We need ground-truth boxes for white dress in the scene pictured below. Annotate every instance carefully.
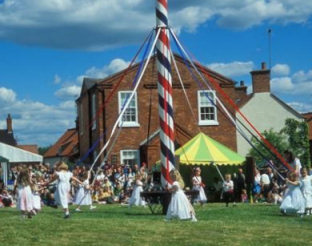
[280,183,305,214]
[74,180,92,206]
[166,181,196,220]
[192,176,207,203]
[129,180,145,206]
[55,171,73,209]
[32,186,41,210]
[17,185,33,212]
[300,175,312,209]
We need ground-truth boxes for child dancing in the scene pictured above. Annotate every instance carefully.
[166,169,197,222]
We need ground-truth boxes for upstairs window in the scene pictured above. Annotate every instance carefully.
[118,91,139,127]
[197,90,218,125]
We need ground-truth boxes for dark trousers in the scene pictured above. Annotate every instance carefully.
[223,191,234,206]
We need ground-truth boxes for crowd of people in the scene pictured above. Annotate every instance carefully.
[0,149,311,220]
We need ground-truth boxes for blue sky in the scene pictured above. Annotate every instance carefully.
[0,0,311,146]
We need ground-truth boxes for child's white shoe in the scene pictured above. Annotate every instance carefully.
[75,208,81,212]
[90,205,96,210]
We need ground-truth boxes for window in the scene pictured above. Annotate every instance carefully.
[120,150,139,167]
[118,91,139,127]
[197,90,218,125]
[91,93,96,130]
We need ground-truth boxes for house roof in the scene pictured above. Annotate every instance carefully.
[17,145,39,154]
[303,112,312,122]
[44,128,79,158]
[0,130,17,146]
[0,142,42,163]
[77,53,236,101]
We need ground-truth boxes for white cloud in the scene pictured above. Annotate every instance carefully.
[207,61,254,77]
[287,102,312,113]
[271,64,290,76]
[271,69,312,95]
[78,58,129,83]
[55,85,81,99]
[292,69,312,83]
[0,0,311,49]
[0,87,76,146]
[0,87,16,105]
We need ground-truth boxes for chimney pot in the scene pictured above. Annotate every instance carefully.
[261,62,267,70]
[240,80,245,86]
[6,114,13,133]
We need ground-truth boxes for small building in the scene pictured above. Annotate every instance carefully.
[44,128,79,166]
[236,62,304,156]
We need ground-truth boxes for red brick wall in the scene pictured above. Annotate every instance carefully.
[78,57,239,166]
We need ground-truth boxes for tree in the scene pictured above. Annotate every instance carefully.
[280,118,311,167]
[38,146,51,156]
[248,129,289,167]
[248,118,311,168]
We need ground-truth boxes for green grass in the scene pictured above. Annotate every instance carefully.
[0,203,311,246]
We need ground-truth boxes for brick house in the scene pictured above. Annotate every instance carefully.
[236,62,304,156]
[76,55,247,168]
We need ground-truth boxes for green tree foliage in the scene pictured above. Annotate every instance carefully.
[280,118,311,167]
[38,145,51,155]
[248,118,311,168]
[248,129,288,167]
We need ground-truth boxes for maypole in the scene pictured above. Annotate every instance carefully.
[155,0,175,187]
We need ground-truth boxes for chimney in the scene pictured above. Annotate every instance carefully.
[251,62,271,93]
[7,114,13,133]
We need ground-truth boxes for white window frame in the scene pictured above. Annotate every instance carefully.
[197,90,219,126]
[120,150,140,167]
[118,91,140,127]
[91,93,96,130]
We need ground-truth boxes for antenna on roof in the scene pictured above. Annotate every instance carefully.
[268,28,272,69]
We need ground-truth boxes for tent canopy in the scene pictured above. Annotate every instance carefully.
[0,142,43,163]
[175,132,245,166]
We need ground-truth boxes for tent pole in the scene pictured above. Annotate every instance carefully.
[213,163,225,183]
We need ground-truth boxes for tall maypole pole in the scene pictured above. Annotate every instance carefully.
[155,0,175,187]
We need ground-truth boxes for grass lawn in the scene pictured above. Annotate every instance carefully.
[0,203,311,246]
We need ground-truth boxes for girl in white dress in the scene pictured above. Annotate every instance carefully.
[300,167,312,215]
[166,169,197,222]
[284,150,302,176]
[129,174,146,207]
[74,170,96,211]
[280,171,305,215]
[192,167,207,205]
[46,162,82,218]
[13,168,33,218]
[31,176,43,213]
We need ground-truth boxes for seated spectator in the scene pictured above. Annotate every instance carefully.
[260,169,271,200]
[98,187,114,204]
[241,189,248,203]
[113,182,125,203]
[0,188,13,207]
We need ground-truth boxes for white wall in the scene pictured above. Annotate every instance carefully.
[236,93,302,156]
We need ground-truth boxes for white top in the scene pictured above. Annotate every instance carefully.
[254,173,261,184]
[192,176,202,186]
[290,157,302,174]
[260,174,270,185]
[223,180,234,192]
